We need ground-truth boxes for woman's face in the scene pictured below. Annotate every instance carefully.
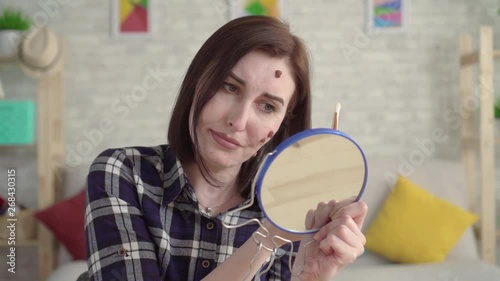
[191,50,296,171]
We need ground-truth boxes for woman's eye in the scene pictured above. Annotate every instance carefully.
[260,103,276,113]
[223,83,238,93]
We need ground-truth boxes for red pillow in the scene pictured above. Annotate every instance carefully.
[34,189,86,260]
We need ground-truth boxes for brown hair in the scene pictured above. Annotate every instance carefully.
[168,15,312,195]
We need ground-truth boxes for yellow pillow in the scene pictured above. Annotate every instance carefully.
[364,175,478,264]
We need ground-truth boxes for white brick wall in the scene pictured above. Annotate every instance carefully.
[1,0,500,278]
[0,0,499,212]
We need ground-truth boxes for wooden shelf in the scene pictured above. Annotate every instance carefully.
[0,238,38,247]
[0,144,36,149]
[0,53,65,280]
[460,26,497,265]
[461,134,500,145]
[0,54,18,64]
[462,49,500,66]
[460,51,478,66]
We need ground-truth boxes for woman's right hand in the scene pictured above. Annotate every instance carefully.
[293,197,367,281]
[259,197,354,246]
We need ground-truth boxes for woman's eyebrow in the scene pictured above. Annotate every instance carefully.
[262,93,284,106]
[229,72,245,85]
[228,71,284,106]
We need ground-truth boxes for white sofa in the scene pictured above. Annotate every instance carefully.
[334,156,500,281]
[48,156,500,281]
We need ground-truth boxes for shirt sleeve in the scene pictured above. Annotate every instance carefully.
[263,241,300,281]
[84,148,161,281]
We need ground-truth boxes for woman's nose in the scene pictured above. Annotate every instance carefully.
[227,103,251,131]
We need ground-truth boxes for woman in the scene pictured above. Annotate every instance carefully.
[84,15,367,281]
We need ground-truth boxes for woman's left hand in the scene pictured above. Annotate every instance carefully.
[294,197,368,281]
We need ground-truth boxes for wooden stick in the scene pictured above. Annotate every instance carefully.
[478,26,496,265]
[332,103,341,130]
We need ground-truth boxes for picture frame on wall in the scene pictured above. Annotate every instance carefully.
[366,0,406,34]
[111,0,153,39]
[229,0,286,21]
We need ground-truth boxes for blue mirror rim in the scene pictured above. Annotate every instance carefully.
[255,128,368,234]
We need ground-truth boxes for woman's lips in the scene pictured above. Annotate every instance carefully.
[210,130,241,150]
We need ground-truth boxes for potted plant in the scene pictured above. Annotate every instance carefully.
[0,8,31,57]
[495,98,500,119]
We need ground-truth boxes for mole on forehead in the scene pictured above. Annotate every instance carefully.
[275,70,282,78]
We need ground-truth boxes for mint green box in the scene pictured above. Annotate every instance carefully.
[0,100,36,145]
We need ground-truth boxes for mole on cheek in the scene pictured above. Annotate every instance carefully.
[260,131,274,143]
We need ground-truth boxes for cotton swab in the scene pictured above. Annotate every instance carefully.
[332,102,341,130]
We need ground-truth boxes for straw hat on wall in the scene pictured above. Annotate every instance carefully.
[17,26,65,79]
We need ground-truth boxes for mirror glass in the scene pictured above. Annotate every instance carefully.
[255,128,367,234]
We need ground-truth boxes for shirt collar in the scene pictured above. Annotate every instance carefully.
[162,145,261,214]
[160,145,189,207]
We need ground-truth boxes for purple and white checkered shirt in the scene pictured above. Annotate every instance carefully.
[84,144,297,281]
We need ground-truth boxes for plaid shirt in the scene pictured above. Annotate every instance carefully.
[84,144,297,281]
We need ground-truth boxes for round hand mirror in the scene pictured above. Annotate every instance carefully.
[254,128,368,234]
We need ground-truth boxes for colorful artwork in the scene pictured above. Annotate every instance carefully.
[112,0,152,39]
[230,0,284,20]
[367,0,405,33]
